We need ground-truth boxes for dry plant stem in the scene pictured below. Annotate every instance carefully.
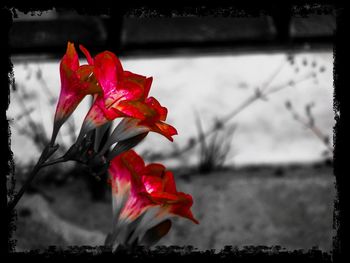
[260,58,287,93]
[38,74,56,103]
[8,160,42,212]
[198,73,313,143]
[15,89,49,150]
[7,144,62,212]
[306,123,333,153]
[291,110,333,153]
[150,73,313,161]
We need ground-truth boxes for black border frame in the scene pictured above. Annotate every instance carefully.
[1,1,346,262]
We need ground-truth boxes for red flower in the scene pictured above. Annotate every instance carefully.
[108,150,198,225]
[108,150,154,223]
[112,96,178,142]
[77,46,177,144]
[51,42,100,144]
[107,150,198,247]
[78,50,153,136]
[141,164,198,224]
[101,96,177,157]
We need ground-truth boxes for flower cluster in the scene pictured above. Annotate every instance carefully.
[52,42,177,148]
[107,150,198,249]
[50,42,198,250]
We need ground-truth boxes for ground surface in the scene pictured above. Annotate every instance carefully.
[12,163,335,252]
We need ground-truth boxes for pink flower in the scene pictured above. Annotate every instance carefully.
[78,50,152,136]
[102,95,177,158]
[108,150,198,224]
[51,42,100,144]
[107,150,198,247]
[76,46,177,145]
[110,96,178,143]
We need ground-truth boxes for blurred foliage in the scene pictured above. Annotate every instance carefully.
[284,99,333,163]
[10,53,331,188]
[9,54,334,252]
[142,53,331,171]
[10,65,108,201]
[195,113,236,174]
[13,164,334,251]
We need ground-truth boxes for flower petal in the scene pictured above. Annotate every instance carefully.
[55,42,81,123]
[76,65,100,94]
[79,44,94,65]
[81,102,111,132]
[52,42,102,144]
[145,97,168,121]
[162,170,177,193]
[106,118,150,146]
[167,193,199,224]
[123,71,153,100]
[143,163,166,177]
[114,100,157,120]
[93,51,123,99]
[147,121,178,142]
[79,97,127,138]
[109,150,145,223]
[108,150,198,249]
[143,170,198,224]
[154,192,199,224]
[61,41,79,72]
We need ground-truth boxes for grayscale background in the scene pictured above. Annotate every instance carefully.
[8,7,335,252]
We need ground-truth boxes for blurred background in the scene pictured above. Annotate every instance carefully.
[8,6,335,252]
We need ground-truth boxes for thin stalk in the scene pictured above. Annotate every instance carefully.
[8,144,59,211]
[7,161,42,212]
[147,73,313,161]
[288,106,333,154]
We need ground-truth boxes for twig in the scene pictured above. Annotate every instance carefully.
[146,73,314,161]
[285,101,333,154]
[7,144,60,211]
[260,58,287,93]
[13,86,50,150]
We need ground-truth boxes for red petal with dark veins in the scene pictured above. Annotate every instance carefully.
[123,71,147,85]
[108,150,198,225]
[53,42,102,143]
[115,100,157,121]
[120,150,145,175]
[162,171,177,193]
[62,42,79,72]
[169,201,200,224]
[145,97,168,121]
[154,191,199,224]
[83,102,111,129]
[123,71,153,100]
[54,42,81,123]
[140,160,198,224]
[118,151,155,221]
[143,163,166,177]
[151,122,178,142]
[144,77,153,100]
[93,51,122,98]
[76,65,100,94]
